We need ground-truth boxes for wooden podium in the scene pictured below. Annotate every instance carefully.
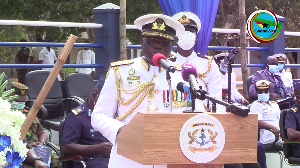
[118,112,258,168]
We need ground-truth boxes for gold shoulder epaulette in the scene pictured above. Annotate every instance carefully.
[71,107,83,115]
[111,60,135,67]
[205,55,213,60]
[286,69,290,72]
[270,100,276,103]
[291,107,297,112]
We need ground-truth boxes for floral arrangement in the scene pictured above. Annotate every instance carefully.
[0,72,28,168]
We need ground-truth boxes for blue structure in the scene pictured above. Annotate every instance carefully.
[260,16,286,65]
[93,4,120,80]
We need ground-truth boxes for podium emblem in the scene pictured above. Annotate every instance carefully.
[179,114,225,163]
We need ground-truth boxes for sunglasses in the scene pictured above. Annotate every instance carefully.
[144,38,173,47]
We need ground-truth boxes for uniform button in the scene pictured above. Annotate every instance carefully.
[92,135,94,137]
[153,74,157,78]
[155,89,159,94]
[155,106,159,111]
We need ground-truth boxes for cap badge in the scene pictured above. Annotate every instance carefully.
[278,56,284,61]
[259,82,269,88]
[152,19,166,31]
[21,89,26,95]
[179,15,190,24]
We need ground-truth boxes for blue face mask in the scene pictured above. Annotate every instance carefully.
[220,64,228,73]
[258,93,270,102]
[268,65,278,74]
[277,63,284,71]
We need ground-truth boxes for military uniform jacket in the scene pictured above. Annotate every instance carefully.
[15,47,30,64]
[91,57,202,168]
[221,71,243,103]
[62,101,109,166]
[250,100,281,144]
[249,69,285,100]
[170,51,224,112]
[276,69,293,96]
[285,104,300,157]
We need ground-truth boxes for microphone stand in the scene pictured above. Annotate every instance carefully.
[228,63,232,104]
[196,90,249,117]
[183,80,204,113]
[166,70,172,113]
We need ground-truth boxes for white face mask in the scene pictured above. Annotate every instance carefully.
[177,31,196,50]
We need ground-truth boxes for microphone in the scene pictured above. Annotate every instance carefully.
[181,62,200,92]
[178,63,250,117]
[220,47,239,71]
[176,82,191,102]
[152,53,175,73]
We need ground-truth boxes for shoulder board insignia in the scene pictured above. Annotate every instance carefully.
[111,60,135,67]
[286,69,290,72]
[291,107,297,112]
[205,55,213,60]
[270,101,276,103]
[71,107,83,115]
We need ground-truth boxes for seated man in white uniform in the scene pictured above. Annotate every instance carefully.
[274,53,293,97]
[91,14,204,168]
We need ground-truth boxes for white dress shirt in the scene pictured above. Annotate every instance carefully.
[76,49,95,74]
[221,71,243,103]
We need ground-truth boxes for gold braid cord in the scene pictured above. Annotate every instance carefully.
[197,56,212,86]
[114,67,154,120]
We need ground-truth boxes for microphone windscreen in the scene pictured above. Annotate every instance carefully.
[176,82,184,92]
[152,53,166,67]
[181,62,198,82]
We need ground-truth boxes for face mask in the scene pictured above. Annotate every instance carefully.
[177,31,196,50]
[277,63,284,71]
[258,93,269,102]
[268,64,278,74]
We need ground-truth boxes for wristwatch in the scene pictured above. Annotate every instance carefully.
[33,156,43,163]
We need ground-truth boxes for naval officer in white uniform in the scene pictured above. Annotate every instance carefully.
[274,53,293,97]
[171,11,224,112]
[91,14,204,168]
